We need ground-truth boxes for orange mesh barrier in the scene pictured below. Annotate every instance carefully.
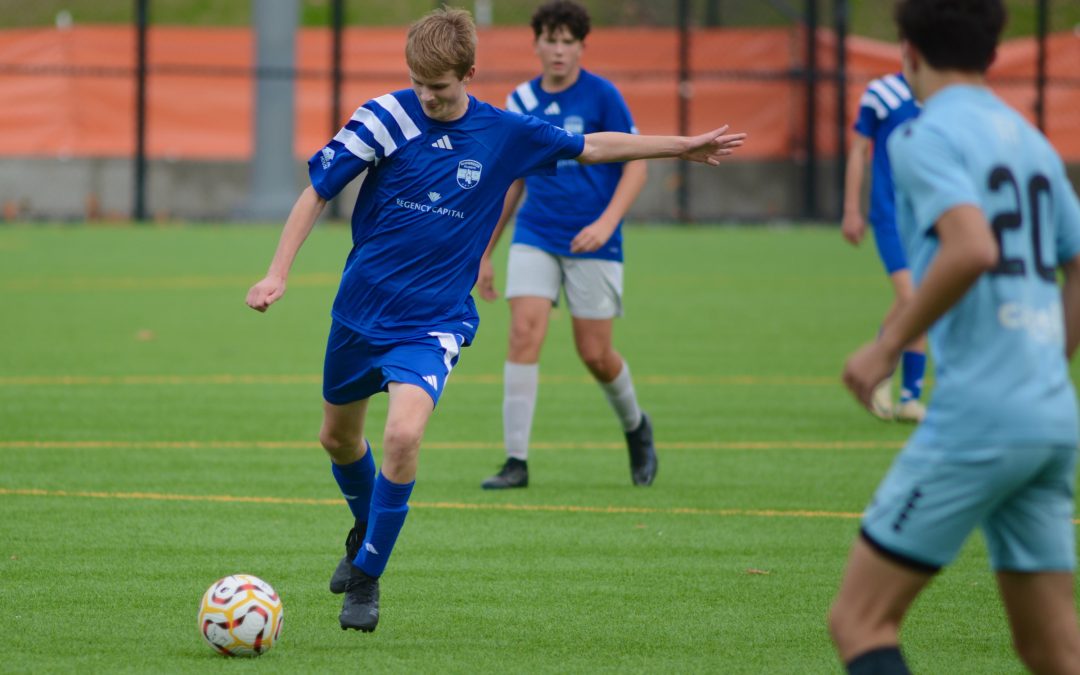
[0,25,1076,160]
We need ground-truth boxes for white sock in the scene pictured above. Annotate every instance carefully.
[503,362,539,461]
[600,360,643,432]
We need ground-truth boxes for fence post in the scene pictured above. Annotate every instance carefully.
[1035,0,1047,132]
[242,0,300,221]
[803,0,818,220]
[133,0,149,222]
[677,0,691,222]
[329,0,344,220]
[834,0,847,220]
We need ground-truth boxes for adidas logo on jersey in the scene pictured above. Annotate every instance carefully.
[431,134,453,150]
[544,101,561,115]
[423,375,439,391]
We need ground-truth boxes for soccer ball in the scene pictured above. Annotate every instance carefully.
[197,574,283,656]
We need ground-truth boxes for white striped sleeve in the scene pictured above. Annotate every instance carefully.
[505,94,523,114]
[868,79,901,109]
[882,74,912,101]
[860,91,888,120]
[332,127,377,163]
[349,106,397,157]
[515,82,539,111]
[373,94,422,141]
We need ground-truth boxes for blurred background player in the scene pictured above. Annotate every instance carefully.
[246,7,745,634]
[476,0,655,490]
[831,0,1080,672]
[842,69,927,423]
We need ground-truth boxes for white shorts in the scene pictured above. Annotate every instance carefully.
[504,243,623,319]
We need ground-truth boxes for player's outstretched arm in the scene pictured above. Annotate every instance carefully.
[843,205,998,408]
[577,126,747,166]
[245,185,327,313]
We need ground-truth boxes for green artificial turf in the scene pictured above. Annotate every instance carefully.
[0,223,1055,673]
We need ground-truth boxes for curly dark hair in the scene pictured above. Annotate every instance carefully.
[895,0,1006,72]
[530,0,591,41]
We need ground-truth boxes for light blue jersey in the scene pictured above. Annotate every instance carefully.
[889,85,1080,451]
[505,69,637,261]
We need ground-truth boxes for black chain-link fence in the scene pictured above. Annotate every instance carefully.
[0,0,1075,223]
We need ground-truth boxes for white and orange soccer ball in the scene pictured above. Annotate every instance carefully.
[197,574,283,657]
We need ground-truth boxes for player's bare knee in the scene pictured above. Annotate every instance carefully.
[318,428,359,462]
[318,427,349,452]
[576,345,615,378]
[508,321,543,357]
[382,421,423,455]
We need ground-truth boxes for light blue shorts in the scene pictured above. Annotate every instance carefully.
[504,243,623,319]
[322,319,465,407]
[861,442,1077,573]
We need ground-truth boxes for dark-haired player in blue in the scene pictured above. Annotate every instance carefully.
[477,0,654,491]
[245,7,746,634]
[842,71,927,423]
[830,0,1080,672]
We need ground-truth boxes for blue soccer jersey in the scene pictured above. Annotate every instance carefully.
[505,69,637,261]
[889,84,1080,451]
[308,90,585,341]
[854,73,919,230]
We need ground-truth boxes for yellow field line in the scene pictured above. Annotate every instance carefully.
[0,373,839,386]
[5,487,1079,525]
[0,439,904,451]
[0,273,339,292]
[0,487,862,520]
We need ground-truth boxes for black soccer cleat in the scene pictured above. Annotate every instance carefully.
[329,520,365,594]
[626,413,657,486]
[481,457,528,489]
[339,566,380,632]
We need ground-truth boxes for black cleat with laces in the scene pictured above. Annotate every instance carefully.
[626,413,657,486]
[481,457,528,489]
[329,520,365,594]
[339,566,380,632]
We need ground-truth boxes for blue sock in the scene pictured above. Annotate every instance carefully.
[331,443,376,522]
[354,472,414,578]
[900,351,926,402]
[846,646,910,674]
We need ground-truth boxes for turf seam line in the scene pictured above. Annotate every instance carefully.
[0,373,848,386]
[5,488,1078,524]
[0,440,905,451]
[0,487,863,519]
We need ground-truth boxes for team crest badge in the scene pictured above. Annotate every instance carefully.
[456,159,482,190]
[563,116,585,135]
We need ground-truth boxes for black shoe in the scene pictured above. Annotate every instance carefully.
[339,566,380,632]
[329,520,365,594]
[481,457,528,489]
[626,413,657,486]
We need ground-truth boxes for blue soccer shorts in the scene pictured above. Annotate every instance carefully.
[322,319,465,407]
[871,219,909,275]
[861,442,1077,573]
